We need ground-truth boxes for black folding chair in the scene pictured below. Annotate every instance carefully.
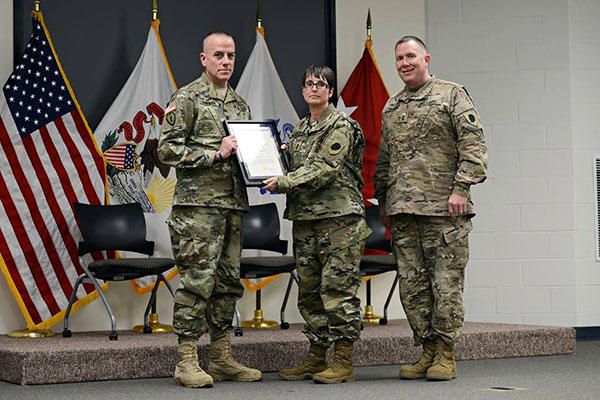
[63,202,175,340]
[235,203,297,336]
[360,205,398,325]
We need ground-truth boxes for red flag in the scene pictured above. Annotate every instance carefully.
[0,11,109,330]
[339,39,389,201]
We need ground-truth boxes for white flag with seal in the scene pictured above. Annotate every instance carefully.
[236,29,299,291]
[93,20,178,294]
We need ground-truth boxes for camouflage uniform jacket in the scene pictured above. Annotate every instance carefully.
[158,72,250,211]
[278,103,366,221]
[374,76,487,217]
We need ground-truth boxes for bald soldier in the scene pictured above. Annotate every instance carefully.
[158,31,261,388]
[374,36,487,381]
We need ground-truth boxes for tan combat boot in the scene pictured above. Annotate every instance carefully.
[278,343,328,380]
[312,339,354,384]
[207,336,262,382]
[426,340,456,380]
[399,338,436,379]
[173,342,214,388]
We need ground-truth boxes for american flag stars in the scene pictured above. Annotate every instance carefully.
[2,21,74,138]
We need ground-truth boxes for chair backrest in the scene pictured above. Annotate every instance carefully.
[364,205,392,253]
[73,202,154,256]
[242,203,288,254]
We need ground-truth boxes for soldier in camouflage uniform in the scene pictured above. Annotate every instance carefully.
[158,31,261,388]
[374,36,487,381]
[263,65,370,384]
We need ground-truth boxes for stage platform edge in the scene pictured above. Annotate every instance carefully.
[0,319,575,385]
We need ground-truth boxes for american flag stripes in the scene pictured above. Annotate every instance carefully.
[0,12,108,330]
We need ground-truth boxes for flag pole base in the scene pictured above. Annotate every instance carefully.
[9,328,55,338]
[241,309,279,329]
[132,313,173,334]
[362,305,382,324]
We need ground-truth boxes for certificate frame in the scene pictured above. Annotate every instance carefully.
[223,120,290,187]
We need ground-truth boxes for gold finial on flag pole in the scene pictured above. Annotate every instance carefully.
[255,0,265,37]
[151,0,158,21]
[366,9,372,41]
[256,0,262,28]
[34,0,40,12]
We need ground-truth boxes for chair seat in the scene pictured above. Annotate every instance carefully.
[89,257,176,280]
[240,256,295,278]
[360,254,397,276]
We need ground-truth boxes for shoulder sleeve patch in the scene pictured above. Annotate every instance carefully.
[329,142,344,155]
[466,111,480,127]
[166,111,176,126]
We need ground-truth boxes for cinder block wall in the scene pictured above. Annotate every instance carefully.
[569,0,600,326]
[428,0,600,327]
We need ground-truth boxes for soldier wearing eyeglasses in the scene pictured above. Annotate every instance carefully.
[263,65,370,384]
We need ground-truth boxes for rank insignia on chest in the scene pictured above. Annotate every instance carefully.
[399,113,408,123]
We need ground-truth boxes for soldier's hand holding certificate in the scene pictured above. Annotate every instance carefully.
[223,120,289,186]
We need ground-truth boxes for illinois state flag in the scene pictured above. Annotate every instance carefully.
[236,29,299,292]
[338,39,389,201]
[0,11,109,330]
[93,20,178,295]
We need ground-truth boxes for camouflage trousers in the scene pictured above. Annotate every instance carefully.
[167,206,244,343]
[293,214,370,347]
[390,214,472,347]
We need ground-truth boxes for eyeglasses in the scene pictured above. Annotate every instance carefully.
[303,81,330,89]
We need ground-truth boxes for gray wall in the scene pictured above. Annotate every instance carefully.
[14,0,335,129]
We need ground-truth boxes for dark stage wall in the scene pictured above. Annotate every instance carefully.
[14,0,336,129]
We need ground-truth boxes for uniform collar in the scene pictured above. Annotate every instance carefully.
[200,72,235,103]
[304,103,336,133]
[399,75,436,101]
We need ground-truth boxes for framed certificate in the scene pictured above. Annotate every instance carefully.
[223,120,290,187]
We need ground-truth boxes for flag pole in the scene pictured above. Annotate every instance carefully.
[361,9,385,326]
[131,0,174,336]
[255,0,265,37]
[366,8,372,41]
[239,1,280,331]
[151,0,158,21]
[9,0,55,340]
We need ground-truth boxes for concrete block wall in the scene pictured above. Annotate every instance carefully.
[569,0,600,326]
[428,0,581,326]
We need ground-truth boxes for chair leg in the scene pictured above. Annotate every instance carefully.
[158,273,175,297]
[380,272,399,325]
[62,273,85,337]
[234,303,243,336]
[87,275,118,340]
[279,273,295,329]
[142,278,161,333]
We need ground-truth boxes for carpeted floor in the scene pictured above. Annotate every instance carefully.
[0,319,574,385]
[0,339,597,400]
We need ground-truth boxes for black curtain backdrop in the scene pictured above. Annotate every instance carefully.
[14,0,336,129]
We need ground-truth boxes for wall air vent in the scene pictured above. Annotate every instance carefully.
[594,155,600,261]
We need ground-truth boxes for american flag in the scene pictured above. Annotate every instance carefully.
[103,143,138,171]
[0,12,108,330]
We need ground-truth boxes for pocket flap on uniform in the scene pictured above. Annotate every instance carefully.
[174,291,196,306]
[329,217,372,252]
[443,219,473,244]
